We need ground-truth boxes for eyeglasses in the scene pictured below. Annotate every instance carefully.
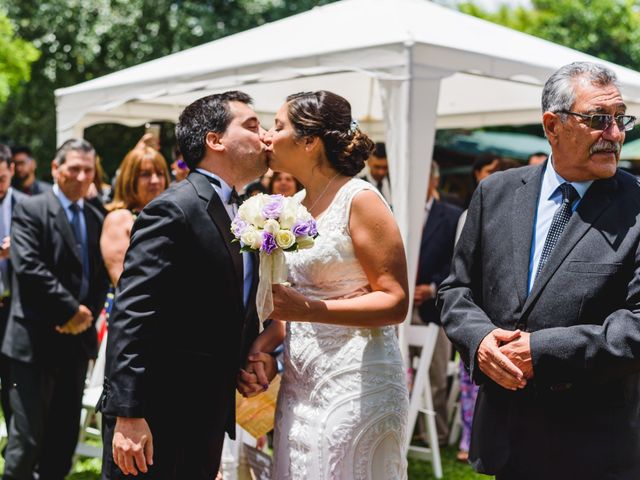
[557,110,636,131]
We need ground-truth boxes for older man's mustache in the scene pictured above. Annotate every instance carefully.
[590,141,621,155]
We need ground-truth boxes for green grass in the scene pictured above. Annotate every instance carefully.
[0,432,492,479]
[408,446,492,479]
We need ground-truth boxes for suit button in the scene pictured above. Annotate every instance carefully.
[515,322,525,330]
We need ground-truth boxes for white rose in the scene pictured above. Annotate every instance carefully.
[279,197,299,229]
[296,235,315,250]
[240,227,262,250]
[263,218,280,234]
[275,230,296,249]
[238,197,265,228]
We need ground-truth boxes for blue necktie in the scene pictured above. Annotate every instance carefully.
[536,182,579,278]
[70,203,89,301]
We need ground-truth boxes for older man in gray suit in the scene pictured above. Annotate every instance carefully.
[438,61,640,479]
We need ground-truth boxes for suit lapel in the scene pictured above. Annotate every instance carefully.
[50,192,82,265]
[188,173,244,305]
[511,166,544,308]
[522,176,617,315]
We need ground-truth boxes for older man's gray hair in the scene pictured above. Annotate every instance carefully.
[53,138,95,165]
[541,62,619,117]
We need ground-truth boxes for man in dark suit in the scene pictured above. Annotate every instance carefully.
[1,139,109,480]
[10,146,53,196]
[438,61,640,479]
[0,144,28,429]
[100,91,270,479]
[413,160,462,443]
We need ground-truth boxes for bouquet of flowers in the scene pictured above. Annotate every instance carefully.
[231,193,318,326]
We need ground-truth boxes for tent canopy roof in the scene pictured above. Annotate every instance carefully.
[55,0,640,138]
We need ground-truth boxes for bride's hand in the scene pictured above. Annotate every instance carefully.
[271,284,320,321]
[237,352,277,398]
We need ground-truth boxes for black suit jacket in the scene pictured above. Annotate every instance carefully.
[2,190,108,363]
[0,188,29,327]
[101,172,259,437]
[416,200,462,325]
[438,164,640,479]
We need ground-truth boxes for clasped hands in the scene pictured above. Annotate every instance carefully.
[237,351,278,398]
[477,328,533,391]
[55,304,93,335]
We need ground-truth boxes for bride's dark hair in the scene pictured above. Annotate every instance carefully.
[285,91,374,176]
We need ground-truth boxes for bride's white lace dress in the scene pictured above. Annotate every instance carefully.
[272,178,409,479]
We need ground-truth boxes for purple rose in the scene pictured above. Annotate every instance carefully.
[231,218,248,237]
[260,231,277,255]
[261,195,284,219]
[292,221,310,237]
[307,219,318,237]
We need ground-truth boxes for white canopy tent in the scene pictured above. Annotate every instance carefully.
[56,0,640,357]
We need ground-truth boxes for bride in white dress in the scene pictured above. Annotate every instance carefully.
[247,91,409,479]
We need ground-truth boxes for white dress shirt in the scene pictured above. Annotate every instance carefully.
[196,169,253,306]
[527,158,593,293]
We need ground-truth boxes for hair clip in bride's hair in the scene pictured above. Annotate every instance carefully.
[349,119,359,135]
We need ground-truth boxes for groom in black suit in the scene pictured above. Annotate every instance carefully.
[439,62,640,479]
[100,91,269,479]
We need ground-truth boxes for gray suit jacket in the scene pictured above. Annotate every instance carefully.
[438,163,640,479]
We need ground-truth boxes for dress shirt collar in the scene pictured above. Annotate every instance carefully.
[53,183,84,210]
[195,168,234,203]
[541,155,593,202]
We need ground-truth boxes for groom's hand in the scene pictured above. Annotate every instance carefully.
[237,352,277,398]
[112,416,154,475]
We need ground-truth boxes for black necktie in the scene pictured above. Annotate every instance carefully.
[376,179,383,192]
[535,183,579,278]
[69,203,89,301]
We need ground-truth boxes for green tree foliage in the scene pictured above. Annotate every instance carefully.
[458,0,640,70]
[0,11,39,104]
[0,0,335,178]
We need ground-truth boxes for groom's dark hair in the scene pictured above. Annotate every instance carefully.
[175,90,253,169]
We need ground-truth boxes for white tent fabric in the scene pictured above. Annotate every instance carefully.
[56,0,640,362]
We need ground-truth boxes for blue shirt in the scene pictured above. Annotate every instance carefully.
[528,158,593,293]
[196,169,253,307]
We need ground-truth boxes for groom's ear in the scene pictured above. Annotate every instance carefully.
[205,132,225,152]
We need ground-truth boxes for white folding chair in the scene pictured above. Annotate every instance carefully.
[405,323,443,479]
[75,331,107,459]
[447,359,463,446]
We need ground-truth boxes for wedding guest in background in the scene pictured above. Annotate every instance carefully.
[243,180,267,198]
[360,142,392,204]
[0,144,27,430]
[527,151,549,166]
[10,146,52,196]
[2,139,109,480]
[439,61,640,479]
[413,160,463,445]
[171,145,189,183]
[268,171,302,197]
[86,156,112,215]
[100,146,169,287]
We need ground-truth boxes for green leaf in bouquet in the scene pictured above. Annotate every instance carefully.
[239,245,257,253]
